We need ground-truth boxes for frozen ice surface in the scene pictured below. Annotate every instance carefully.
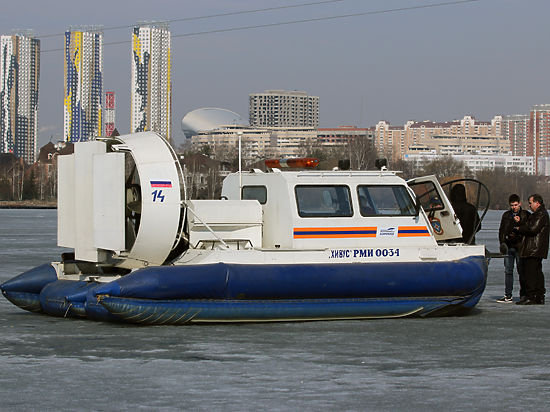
[1,209,549,411]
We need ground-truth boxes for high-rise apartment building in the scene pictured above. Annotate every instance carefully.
[1,33,40,164]
[104,91,115,137]
[502,114,529,156]
[249,90,319,128]
[530,104,550,159]
[64,28,103,142]
[131,23,171,140]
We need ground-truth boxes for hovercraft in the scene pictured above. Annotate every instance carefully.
[1,132,488,324]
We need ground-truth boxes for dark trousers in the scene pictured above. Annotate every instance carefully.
[504,248,523,297]
[522,257,546,301]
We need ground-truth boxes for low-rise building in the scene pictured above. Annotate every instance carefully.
[404,153,535,175]
[191,125,318,162]
[536,156,550,176]
[316,126,373,146]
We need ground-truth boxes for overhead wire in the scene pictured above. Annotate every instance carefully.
[37,0,348,38]
[41,0,481,53]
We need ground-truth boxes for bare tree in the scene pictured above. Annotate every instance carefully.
[307,136,377,170]
[419,155,473,180]
[345,135,377,170]
[391,159,418,180]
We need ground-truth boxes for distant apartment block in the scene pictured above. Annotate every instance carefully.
[316,126,373,146]
[104,91,115,137]
[498,104,550,172]
[406,135,509,157]
[1,33,40,164]
[404,153,535,175]
[530,104,550,159]
[502,114,529,156]
[249,90,319,128]
[64,28,103,142]
[191,125,318,161]
[131,23,171,140]
[192,124,376,163]
[375,115,504,161]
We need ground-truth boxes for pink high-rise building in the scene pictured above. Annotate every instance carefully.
[104,91,115,137]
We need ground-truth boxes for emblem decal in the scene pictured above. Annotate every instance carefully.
[430,217,444,235]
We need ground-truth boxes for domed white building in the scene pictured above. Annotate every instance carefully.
[181,108,244,139]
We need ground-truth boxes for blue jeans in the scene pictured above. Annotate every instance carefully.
[504,247,523,297]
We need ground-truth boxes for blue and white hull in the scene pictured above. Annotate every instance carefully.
[1,255,487,324]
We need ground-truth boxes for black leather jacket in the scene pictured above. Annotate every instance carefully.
[499,208,530,249]
[517,205,550,259]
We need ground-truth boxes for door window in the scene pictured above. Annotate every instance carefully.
[357,185,416,216]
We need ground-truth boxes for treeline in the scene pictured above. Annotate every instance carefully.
[2,142,549,210]
[0,154,57,202]
[393,156,550,210]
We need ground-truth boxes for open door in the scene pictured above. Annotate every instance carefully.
[408,176,490,244]
[441,178,490,244]
[407,175,463,243]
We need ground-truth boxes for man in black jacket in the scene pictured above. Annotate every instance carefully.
[515,194,549,305]
[497,194,530,303]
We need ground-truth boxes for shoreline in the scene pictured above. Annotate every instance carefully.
[0,201,57,209]
[0,199,511,211]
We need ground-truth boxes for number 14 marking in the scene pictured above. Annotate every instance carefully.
[152,190,165,202]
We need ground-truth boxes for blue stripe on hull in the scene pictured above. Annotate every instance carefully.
[98,294,481,325]
[94,256,488,301]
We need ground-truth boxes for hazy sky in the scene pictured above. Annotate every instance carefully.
[2,0,549,148]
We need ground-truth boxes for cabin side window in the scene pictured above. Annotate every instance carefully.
[242,185,267,204]
[357,185,416,216]
[295,185,353,217]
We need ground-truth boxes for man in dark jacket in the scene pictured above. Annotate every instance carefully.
[515,194,549,305]
[450,184,481,244]
[496,194,530,303]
